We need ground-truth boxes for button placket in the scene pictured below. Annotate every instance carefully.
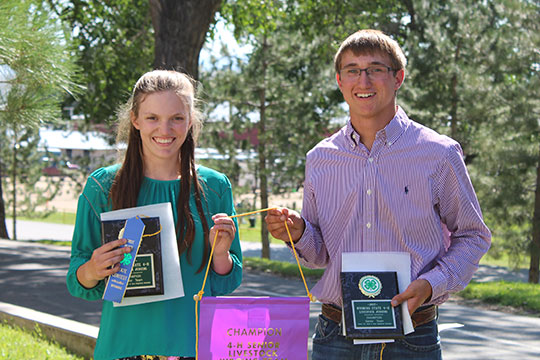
[363,154,376,238]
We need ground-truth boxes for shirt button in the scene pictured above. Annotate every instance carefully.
[366,222,372,229]
[367,189,372,195]
[368,157,374,162]
[387,141,393,146]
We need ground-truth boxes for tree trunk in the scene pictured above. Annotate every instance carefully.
[259,146,270,259]
[258,34,270,259]
[529,143,540,283]
[450,43,461,141]
[149,0,222,79]
[11,139,17,240]
[0,156,9,239]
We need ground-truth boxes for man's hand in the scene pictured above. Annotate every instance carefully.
[265,207,305,243]
[391,279,432,315]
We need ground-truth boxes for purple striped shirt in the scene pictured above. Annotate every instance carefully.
[294,107,491,307]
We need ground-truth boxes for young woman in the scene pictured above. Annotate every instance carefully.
[67,70,242,360]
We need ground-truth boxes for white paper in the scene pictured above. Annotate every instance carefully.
[100,202,185,306]
[341,252,414,344]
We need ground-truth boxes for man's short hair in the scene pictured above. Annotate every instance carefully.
[334,29,407,74]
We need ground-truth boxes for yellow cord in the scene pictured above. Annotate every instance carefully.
[142,225,162,238]
[284,220,314,302]
[194,207,314,360]
[135,215,163,238]
[380,342,386,359]
[228,207,278,219]
[194,230,219,360]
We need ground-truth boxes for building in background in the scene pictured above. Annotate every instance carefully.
[39,128,118,175]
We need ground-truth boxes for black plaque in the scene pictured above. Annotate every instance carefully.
[102,217,164,297]
[340,271,403,339]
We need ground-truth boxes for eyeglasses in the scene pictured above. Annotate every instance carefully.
[339,65,396,81]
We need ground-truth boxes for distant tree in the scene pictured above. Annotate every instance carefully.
[48,0,155,126]
[0,0,81,239]
[399,0,540,283]
[399,0,508,153]
[50,0,223,126]
[464,0,540,282]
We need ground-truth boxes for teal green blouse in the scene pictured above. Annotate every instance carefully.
[66,164,242,360]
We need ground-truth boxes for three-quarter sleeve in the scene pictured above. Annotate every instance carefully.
[209,174,243,296]
[66,170,113,301]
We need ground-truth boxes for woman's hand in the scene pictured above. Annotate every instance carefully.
[76,238,132,289]
[209,213,236,275]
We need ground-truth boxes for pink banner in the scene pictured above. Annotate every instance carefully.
[198,297,310,360]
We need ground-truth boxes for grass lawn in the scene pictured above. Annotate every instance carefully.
[237,220,284,243]
[6,211,76,225]
[244,256,324,279]
[458,281,540,315]
[0,322,83,360]
[480,250,530,270]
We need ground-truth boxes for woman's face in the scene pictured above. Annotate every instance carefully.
[131,90,191,168]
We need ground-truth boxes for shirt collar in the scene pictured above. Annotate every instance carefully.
[345,121,360,147]
[345,106,409,148]
[383,106,409,146]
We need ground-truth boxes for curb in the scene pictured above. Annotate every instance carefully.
[0,301,97,359]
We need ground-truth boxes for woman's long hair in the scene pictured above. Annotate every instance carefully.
[110,70,210,273]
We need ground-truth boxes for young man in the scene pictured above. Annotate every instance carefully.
[265,29,491,359]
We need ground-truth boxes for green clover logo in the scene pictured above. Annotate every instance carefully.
[359,275,382,298]
[120,253,132,266]
[364,279,378,291]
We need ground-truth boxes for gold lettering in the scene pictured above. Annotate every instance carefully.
[227,327,284,337]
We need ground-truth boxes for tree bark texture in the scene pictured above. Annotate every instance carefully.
[450,43,461,141]
[258,34,270,259]
[258,87,270,258]
[11,140,17,240]
[149,0,221,79]
[529,143,540,283]
[0,165,9,239]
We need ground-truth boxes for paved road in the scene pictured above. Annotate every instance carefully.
[1,239,540,359]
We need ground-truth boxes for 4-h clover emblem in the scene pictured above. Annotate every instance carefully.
[358,275,382,298]
[120,253,132,266]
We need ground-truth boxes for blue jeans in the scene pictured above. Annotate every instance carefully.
[312,314,442,360]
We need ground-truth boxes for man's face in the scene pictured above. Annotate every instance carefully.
[336,50,404,126]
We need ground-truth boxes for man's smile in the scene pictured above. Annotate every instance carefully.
[355,92,375,98]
